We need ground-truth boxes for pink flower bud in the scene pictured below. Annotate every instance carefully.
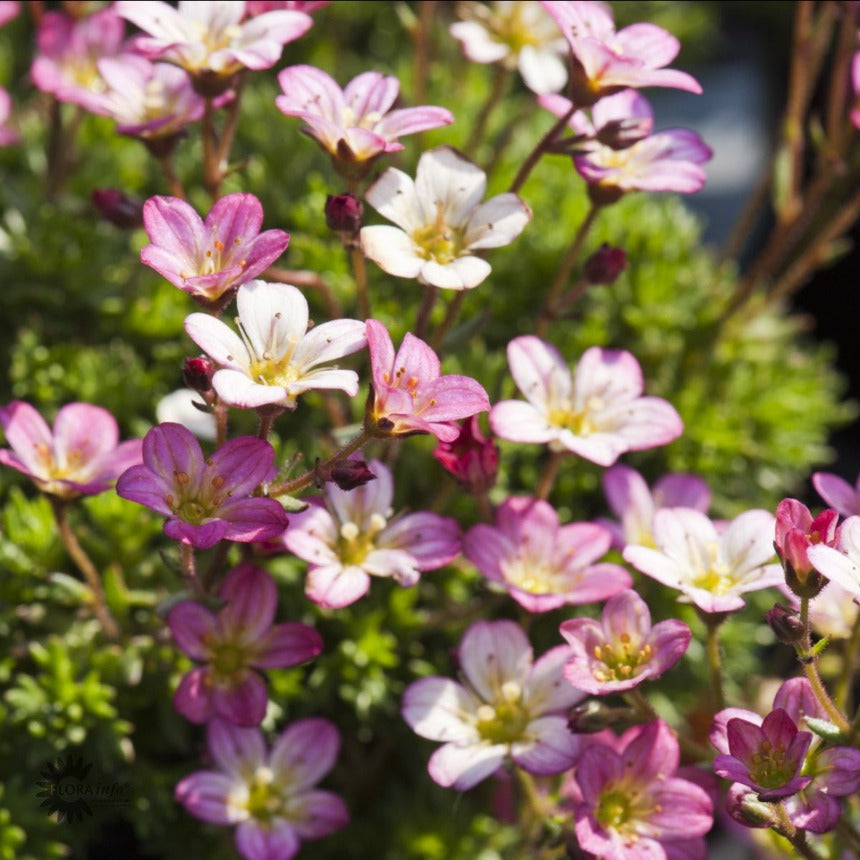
[432,416,498,493]
[774,498,838,598]
[583,244,627,285]
[325,193,363,235]
[92,189,143,229]
[764,603,805,644]
[182,356,215,394]
[326,458,376,490]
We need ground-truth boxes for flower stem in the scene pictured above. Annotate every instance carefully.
[414,284,438,340]
[215,73,245,175]
[509,104,575,195]
[465,64,510,156]
[703,615,726,712]
[350,245,371,320]
[202,96,220,201]
[773,801,823,860]
[429,291,466,353]
[215,399,228,447]
[51,501,119,639]
[180,542,204,598]
[624,688,658,722]
[268,429,372,497]
[158,153,187,199]
[535,450,564,501]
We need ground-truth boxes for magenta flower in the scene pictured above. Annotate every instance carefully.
[360,146,531,290]
[169,564,321,726]
[463,497,630,612]
[30,8,127,115]
[116,423,288,550]
[276,65,453,173]
[774,498,838,595]
[599,463,711,550]
[432,416,499,494]
[539,1,701,105]
[624,508,782,614]
[713,709,812,801]
[569,720,713,858]
[141,194,289,306]
[0,401,142,500]
[284,459,460,608]
[807,516,860,601]
[490,336,683,467]
[540,90,712,198]
[185,280,366,410]
[365,319,490,443]
[116,1,312,89]
[812,469,860,517]
[559,589,690,695]
[402,620,585,790]
[176,717,348,860]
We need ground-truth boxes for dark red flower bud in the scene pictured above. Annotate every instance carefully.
[583,244,627,285]
[595,117,653,150]
[327,458,376,491]
[183,356,215,394]
[765,603,805,644]
[92,188,144,229]
[325,193,363,235]
[432,416,498,494]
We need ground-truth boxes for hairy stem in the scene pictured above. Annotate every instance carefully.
[535,450,564,502]
[509,105,575,195]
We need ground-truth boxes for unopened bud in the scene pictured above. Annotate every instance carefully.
[727,785,777,829]
[595,117,653,150]
[432,416,498,494]
[183,356,215,394]
[764,603,805,644]
[583,244,627,285]
[325,193,363,236]
[567,700,614,734]
[92,189,143,229]
[326,458,376,491]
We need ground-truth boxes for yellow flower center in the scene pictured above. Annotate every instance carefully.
[411,201,465,265]
[337,514,387,565]
[591,634,653,683]
[475,681,529,744]
[690,542,737,595]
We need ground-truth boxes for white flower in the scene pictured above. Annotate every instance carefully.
[184,280,366,410]
[360,146,531,291]
[155,389,217,440]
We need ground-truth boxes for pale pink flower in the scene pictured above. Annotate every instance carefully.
[539,1,701,105]
[0,87,17,146]
[284,459,460,608]
[599,463,711,549]
[807,516,860,601]
[490,336,683,467]
[141,194,290,305]
[176,717,348,860]
[402,619,585,790]
[540,89,712,197]
[116,422,288,549]
[365,319,490,442]
[0,2,19,28]
[276,66,452,173]
[30,8,127,114]
[116,1,312,87]
[623,508,783,614]
[0,401,142,500]
[360,146,531,290]
[812,469,860,517]
[559,589,690,695]
[185,280,366,410]
[450,1,568,94]
[463,497,630,612]
[169,564,322,725]
[568,721,713,858]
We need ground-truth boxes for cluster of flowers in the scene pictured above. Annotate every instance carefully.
[4,2,860,859]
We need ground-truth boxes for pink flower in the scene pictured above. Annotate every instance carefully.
[812,469,860,517]
[141,194,289,306]
[569,720,713,858]
[774,498,838,595]
[559,589,690,695]
[276,66,452,174]
[450,2,568,94]
[30,8,128,114]
[0,2,19,28]
[432,416,498,494]
[365,319,490,443]
[0,87,18,146]
[284,459,460,608]
[463,497,630,612]
[807,516,860,601]
[116,422,288,549]
[116,1,312,89]
[489,336,683,467]
[0,401,142,500]
[169,564,322,725]
[360,146,531,290]
[539,1,701,105]
[176,717,348,860]
[624,508,782,614]
[540,90,712,199]
[852,37,860,130]
[599,463,711,549]
[402,619,585,790]
[185,280,366,410]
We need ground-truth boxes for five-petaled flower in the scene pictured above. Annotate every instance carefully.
[539,1,701,105]
[283,459,460,608]
[623,508,783,614]
[116,422,288,549]
[559,589,690,695]
[185,280,366,410]
[0,400,142,500]
[360,146,531,290]
[169,563,322,725]
[490,336,683,467]
[141,193,290,307]
[175,717,348,860]
[402,619,585,790]
[276,65,452,175]
[463,497,630,612]
[365,319,490,442]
